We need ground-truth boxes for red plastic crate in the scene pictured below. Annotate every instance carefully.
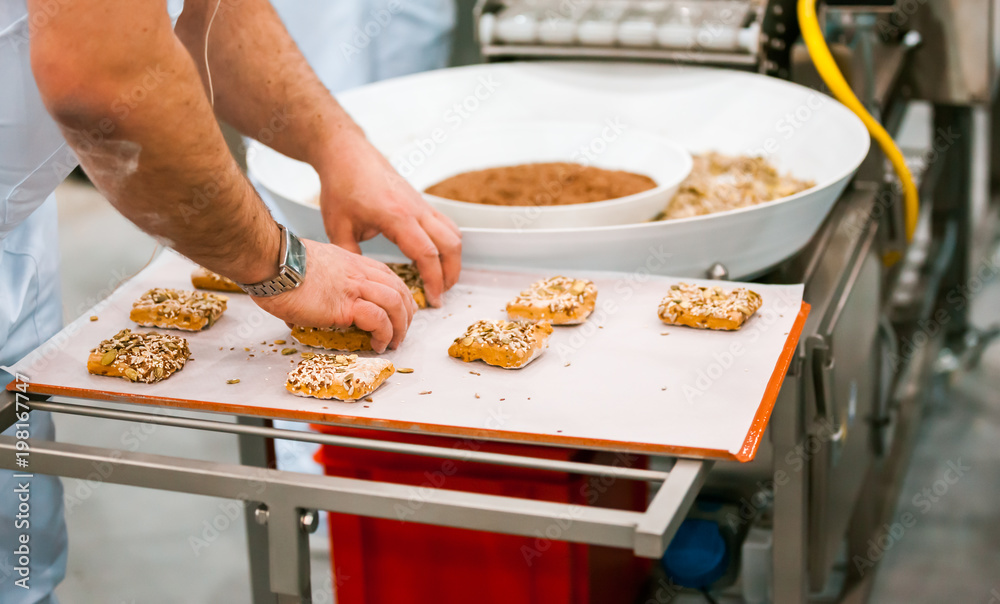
[313,426,649,604]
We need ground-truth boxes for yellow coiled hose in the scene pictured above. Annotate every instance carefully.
[798,0,919,246]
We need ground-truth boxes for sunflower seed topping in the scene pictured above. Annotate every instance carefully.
[387,262,425,297]
[453,319,547,352]
[131,288,227,330]
[286,354,393,394]
[91,329,190,383]
[657,282,763,326]
[509,276,596,314]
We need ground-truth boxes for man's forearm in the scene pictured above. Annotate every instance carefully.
[175,0,361,171]
[30,0,280,285]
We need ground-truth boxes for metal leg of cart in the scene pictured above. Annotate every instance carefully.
[236,418,283,604]
[770,364,809,604]
[0,390,16,433]
[265,500,313,603]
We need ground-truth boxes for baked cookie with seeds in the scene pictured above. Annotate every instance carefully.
[657,283,762,331]
[130,288,227,331]
[387,262,428,309]
[290,325,373,352]
[87,329,190,383]
[286,354,394,401]
[506,276,597,325]
[191,266,244,293]
[448,319,553,369]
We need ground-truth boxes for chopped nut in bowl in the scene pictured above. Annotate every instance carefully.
[655,152,815,220]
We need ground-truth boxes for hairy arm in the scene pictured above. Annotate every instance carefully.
[175,0,462,306]
[31,0,278,284]
[29,0,414,350]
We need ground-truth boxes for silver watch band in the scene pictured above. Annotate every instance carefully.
[237,224,307,297]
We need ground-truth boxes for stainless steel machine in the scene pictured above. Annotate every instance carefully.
[469,0,1000,600]
[1,2,996,604]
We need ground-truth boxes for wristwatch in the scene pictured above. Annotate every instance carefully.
[237,224,307,297]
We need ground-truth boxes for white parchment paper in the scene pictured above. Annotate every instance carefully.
[12,251,804,459]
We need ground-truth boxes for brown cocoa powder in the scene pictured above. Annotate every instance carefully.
[424,162,657,207]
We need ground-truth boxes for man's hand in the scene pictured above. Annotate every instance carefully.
[252,240,417,353]
[176,0,464,307]
[316,130,462,308]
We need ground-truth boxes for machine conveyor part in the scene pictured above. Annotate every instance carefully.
[481,0,759,52]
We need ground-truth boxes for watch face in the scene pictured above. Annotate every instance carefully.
[285,231,307,278]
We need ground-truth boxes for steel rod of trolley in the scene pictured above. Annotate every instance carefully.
[25,397,674,483]
[479,44,759,66]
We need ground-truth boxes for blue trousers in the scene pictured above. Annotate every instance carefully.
[0,198,67,603]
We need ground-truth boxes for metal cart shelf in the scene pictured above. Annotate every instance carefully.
[1,390,713,603]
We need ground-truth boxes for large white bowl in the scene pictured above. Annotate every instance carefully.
[248,61,870,279]
[396,122,692,229]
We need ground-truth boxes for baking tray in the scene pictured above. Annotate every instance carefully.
[8,251,808,461]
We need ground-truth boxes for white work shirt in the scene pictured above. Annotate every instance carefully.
[0,0,184,344]
[1,1,77,369]
[0,4,184,602]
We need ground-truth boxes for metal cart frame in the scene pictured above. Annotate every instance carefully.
[0,391,713,603]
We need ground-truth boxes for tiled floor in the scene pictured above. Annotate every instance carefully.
[43,177,1000,603]
[869,305,1000,601]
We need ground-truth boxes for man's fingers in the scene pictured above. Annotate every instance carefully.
[339,239,362,254]
[327,220,362,254]
[420,214,462,291]
[363,258,418,314]
[433,208,461,239]
[359,281,411,349]
[350,300,392,353]
[388,219,445,307]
